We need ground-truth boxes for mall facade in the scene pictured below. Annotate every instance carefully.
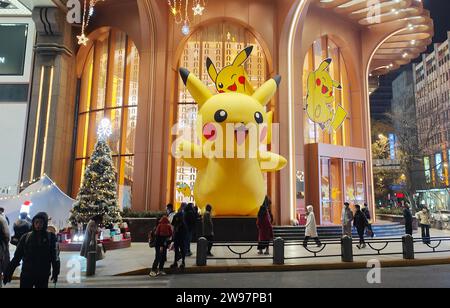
[0,0,433,225]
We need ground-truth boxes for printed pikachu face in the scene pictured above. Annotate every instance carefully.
[179,68,280,151]
[307,58,341,105]
[207,46,255,95]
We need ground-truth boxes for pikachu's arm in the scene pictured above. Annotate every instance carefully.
[258,151,287,172]
[177,140,208,170]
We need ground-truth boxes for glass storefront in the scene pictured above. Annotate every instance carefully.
[320,157,366,224]
[73,29,140,209]
[175,21,268,204]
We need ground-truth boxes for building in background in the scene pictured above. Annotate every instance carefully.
[0,0,35,197]
[413,31,450,211]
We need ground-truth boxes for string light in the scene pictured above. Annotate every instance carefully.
[167,0,207,35]
[0,183,56,201]
[77,0,105,46]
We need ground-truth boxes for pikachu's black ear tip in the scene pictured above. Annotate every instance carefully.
[206,57,213,68]
[179,68,190,85]
[273,75,282,87]
[244,45,254,57]
[324,58,332,64]
[337,85,342,89]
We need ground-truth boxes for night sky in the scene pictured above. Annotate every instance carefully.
[423,0,450,50]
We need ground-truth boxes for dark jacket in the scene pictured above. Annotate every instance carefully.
[7,212,60,279]
[172,212,187,242]
[183,207,197,232]
[362,207,371,220]
[403,208,413,225]
[353,210,368,230]
[202,211,214,237]
[257,209,273,241]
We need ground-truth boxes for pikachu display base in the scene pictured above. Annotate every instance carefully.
[178,68,287,216]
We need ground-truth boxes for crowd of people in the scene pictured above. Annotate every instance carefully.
[0,198,437,287]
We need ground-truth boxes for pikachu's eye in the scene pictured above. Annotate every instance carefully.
[254,112,263,124]
[214,110,228,123]
[218,83,224,89]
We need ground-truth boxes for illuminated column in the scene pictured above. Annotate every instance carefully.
[22,7,76,193]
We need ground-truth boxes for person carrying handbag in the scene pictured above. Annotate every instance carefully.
[149,216,173,277]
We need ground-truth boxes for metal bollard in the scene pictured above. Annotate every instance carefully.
[402,235,415,260]
[273,237,285,265]
[341,236,353,262]
[196,237,208,266]
[86,251,97,276]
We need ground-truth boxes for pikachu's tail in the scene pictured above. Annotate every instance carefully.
[330,106,347,131]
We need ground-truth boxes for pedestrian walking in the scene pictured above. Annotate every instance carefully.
[342,202,354,237]
[3,212,60,288]
[303,205,322,248]
[362,203,374,238]
[149,216,173,277]
[80,215,105,261]
[256,197,273,255]
[202,205,214,256]
[353,205,369,249]
[0,212,10,288]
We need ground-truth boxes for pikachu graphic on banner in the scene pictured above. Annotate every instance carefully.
[306,58,347,132]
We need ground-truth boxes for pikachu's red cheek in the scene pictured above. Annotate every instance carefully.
[238,76,246,84]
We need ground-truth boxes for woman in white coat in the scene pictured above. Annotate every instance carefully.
[303,205,322,248]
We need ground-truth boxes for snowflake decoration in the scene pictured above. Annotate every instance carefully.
[97,118,112,140]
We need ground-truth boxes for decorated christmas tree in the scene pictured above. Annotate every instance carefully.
[69,119,122,227]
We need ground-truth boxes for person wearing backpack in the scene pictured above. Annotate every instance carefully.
[149,216,173,277]
[0,212,10,288]
[3,212,60,288]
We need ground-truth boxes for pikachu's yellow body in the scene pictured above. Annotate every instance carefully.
[207,46,255,95]
[177,68,287,216]
[306,58,347,131]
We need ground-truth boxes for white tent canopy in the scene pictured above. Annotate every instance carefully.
[0,175,74,233]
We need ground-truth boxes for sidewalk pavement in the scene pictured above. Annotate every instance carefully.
[8,227,450,282]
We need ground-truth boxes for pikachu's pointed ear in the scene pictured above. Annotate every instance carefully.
[333,80,342,89]
[179,68,213,107]
[232,46,253,67]
[253,76,281,106]
[206,58,218,82]
[318,58,332,72]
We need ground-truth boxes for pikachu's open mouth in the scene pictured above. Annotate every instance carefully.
[234,124,249,146]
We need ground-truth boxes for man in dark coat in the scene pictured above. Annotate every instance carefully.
[403,203,413,236]
[362,203,374,238]
[183,203,197,256]
[171,211,187,269]
[353,205,369,249]
[202,205,214,256]
[3,212,60,288]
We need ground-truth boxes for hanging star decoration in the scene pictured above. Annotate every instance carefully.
[77,33,89,46]
[192,3,204,16]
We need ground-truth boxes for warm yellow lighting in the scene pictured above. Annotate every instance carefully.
[41,66,55,176]
[30,67,45,181]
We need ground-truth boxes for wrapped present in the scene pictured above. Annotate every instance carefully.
[102,229,111,240]
[124,232,131,239]
[113,234,122,242]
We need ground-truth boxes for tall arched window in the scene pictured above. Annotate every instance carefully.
[175,22,268,204]
[73,28,140,209]
[303,36,352,146]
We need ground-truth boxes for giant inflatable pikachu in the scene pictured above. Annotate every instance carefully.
[177,68,287,216]
[306,58,347,132]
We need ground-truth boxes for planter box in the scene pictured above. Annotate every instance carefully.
[124,217,258,243]
[123,218,158,242]
[376,214,418,230]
